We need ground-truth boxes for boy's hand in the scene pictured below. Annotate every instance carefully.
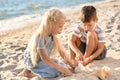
[76,53,84,61]
[81,57,91,66]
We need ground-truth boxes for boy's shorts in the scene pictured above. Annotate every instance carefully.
[79,42,107,60]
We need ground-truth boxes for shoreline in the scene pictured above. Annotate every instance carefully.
[0,0,113,34]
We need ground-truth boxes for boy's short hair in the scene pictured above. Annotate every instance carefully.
[80,5,97,23]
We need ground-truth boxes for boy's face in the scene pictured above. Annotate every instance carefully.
[82,18,98,31]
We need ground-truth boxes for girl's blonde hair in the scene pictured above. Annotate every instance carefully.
[29,8,66,67]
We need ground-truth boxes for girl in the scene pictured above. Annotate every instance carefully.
[18,8,72,78]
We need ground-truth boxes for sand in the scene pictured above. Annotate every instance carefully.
[0,0,120,80]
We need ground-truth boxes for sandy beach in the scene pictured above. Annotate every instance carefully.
[0,0,120,80]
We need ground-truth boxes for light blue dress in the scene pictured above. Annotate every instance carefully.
[24,35,67,78]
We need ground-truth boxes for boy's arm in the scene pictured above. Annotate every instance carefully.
[90,42,105,60]
[82,42,105,66]
[68,34,84,61]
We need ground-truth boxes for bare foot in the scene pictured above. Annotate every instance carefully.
[18,68,37,78]
[18,72,37,78]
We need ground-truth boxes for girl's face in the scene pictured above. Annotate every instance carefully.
[52,20,65,34]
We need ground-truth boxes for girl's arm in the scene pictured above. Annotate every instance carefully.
[58,43,67,60]
[37,49,72,76]
[58,42,76,67]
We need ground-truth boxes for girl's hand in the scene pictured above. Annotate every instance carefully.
[61,68,72,76]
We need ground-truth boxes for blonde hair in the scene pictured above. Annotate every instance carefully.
[30,8,66,67]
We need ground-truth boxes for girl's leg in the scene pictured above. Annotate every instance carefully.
[18,68,37,78]
[84,31,98,58]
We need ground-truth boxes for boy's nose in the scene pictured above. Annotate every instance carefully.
[60,28,63,31]
[85,26,87,30]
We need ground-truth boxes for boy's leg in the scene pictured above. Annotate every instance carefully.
[68,36,81,68]
[95,46,107,60]
[84,31,98,58]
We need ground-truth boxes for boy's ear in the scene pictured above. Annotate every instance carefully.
[96,17,98,22]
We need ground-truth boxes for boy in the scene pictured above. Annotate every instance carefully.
[68,5,107,68]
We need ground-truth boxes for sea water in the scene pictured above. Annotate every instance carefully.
[0,0,105,20]
[0,0,108,32]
